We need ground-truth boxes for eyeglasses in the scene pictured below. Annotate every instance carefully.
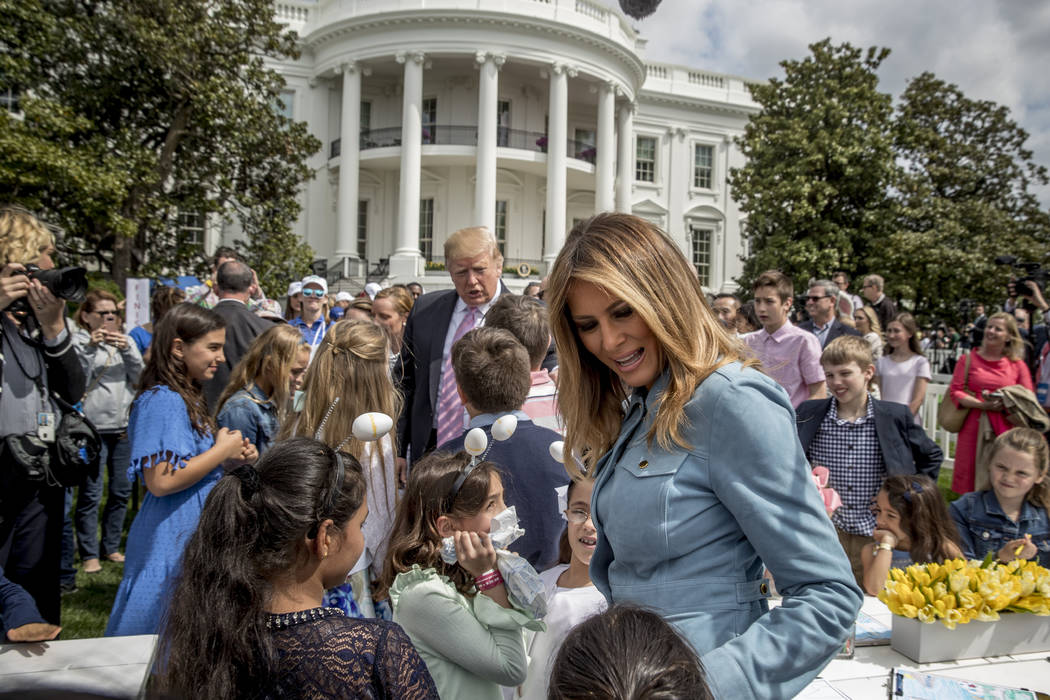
[301,288,326,298]
[564,508,592,525]
[92,310,119,318]
[805,295,829,302]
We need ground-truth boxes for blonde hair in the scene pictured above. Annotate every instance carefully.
[0,207,55,264]
[214,325,308,424]
[373,285,414,317]
[985,311,1025,361]
[279,319,401,509]
[854,305,881,336]
[821,335,874,371]
[546,213,755,477]
[444,226,503,265]
[990,428,1050,511]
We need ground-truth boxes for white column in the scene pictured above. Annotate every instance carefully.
[544,63,574,267]
[391,51,425,278]
[336,62,363,273]
[615,101,634,212]
[474,52,505,232]
[595,81,616,213]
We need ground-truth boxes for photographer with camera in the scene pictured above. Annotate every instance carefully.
[0,206,87,625]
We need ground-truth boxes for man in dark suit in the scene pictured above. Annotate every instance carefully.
[203,260,279,410]
[799,278,861,348]
[861,273,897,332]
[395,226,554,470]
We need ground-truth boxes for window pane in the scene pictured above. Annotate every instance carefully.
[419,198,434,261]
[422,98,437,144]
[636,136,656,182]
[694,144,713,189]
[360,102,371,132]
[177,210,205,247]
[494,201,508,256]
[691,227,711,287]
[357,200,368,259]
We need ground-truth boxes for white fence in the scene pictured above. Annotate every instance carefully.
[919,375,956,469]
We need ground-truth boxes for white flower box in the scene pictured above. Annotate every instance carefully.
[891,613,1050,663]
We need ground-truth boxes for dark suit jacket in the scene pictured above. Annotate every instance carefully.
[438,416,569,568]
[204,299,278,411]
[797,318,862,348]
[795,397,942,482]
[395,282,556,461]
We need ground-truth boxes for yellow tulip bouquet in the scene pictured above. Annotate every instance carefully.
[878,557,1050,629]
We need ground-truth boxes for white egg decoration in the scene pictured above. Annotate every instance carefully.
[464,427,488,456]
[548,441,565,464]
[491,414,518,442]
[351,412,393,441]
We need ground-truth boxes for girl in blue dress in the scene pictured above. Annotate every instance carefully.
[105,303,257,637]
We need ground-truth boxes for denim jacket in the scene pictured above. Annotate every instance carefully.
[590,363,862,699]
[216,384,278,455]
[950,490,1050,567]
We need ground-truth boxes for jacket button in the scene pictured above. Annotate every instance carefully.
[638,460,648,469]
[982,531,990,540]
[760,582,769,595]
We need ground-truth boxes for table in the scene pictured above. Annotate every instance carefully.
[0,634,157,696]
[797,597,1050,699]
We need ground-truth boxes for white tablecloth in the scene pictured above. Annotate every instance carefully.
[797,597,1050,699]
[0,634,157,697]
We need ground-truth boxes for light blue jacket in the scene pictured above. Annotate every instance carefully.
[590,362,862,699]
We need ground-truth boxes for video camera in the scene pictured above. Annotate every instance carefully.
[995,255,1049,310]
[7,263,88,315]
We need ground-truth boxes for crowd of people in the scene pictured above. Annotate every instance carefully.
[1,204,1049,699]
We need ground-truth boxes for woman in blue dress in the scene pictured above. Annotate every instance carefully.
[545,214,863,699]
[105,303,257,637]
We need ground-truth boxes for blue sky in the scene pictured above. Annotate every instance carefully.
[622,0,1050,206]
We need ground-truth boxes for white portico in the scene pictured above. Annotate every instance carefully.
[265,0,758,292]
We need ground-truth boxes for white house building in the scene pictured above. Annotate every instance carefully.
[255,0,759,293]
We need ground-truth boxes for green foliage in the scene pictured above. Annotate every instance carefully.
[732,40,1050,326]
[732,39,897,290]
[0,0,320,288]
[874,73,1050,321]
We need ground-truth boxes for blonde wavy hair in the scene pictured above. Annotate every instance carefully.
[214,324,308,424]
[0,207,55,264]
[546,213,755,477]
[279,319,402,505]
[985,311,1025,362]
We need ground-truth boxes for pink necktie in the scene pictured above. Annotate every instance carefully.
[435,307,479,447]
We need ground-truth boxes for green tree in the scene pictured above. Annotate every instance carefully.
[876,72,1050,321]
[731,39,897,290]
[0,0,319,294]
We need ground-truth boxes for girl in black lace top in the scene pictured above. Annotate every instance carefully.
[157,438,437,699]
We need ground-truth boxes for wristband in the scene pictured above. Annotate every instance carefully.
[474,569,504,591]
[874,542,893,553]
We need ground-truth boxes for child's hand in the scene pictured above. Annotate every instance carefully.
[215,427,245,460]
[453,530,498,578]
[872,529,898,549]
[1000,535,1036,562]
[238,439,258,464]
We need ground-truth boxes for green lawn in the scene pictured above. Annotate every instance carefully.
[61,558,124,638]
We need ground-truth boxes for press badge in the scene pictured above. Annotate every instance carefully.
[37,412,56,443]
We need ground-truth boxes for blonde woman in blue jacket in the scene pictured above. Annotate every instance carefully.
[545,214,862,699]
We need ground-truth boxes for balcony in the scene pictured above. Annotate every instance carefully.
[330,126,597,164]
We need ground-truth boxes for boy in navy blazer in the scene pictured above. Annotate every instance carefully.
[437,326,568,568]
[796,335,943,586]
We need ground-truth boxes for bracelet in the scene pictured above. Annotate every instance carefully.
[474,569,504,591]
[874,542,893,553]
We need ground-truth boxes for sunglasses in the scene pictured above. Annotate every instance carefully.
[301,288,326,298]
[92,310,120,318]
[805,295,829,302]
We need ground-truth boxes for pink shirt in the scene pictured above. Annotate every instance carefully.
[744,320,825,407]
[522,369,562,434]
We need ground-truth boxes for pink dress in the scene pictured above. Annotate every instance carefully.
[949,352,1032,494]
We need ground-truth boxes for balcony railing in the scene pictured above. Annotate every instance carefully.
[330,125,597,164]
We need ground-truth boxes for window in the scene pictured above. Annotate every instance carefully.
[690,226,712,287]
[178,210,205,248]
[422,98,437,144]
[357,200,368,259]
[693,144,714,189]
[494,200,508,256]
[574,128,596,161]
[636,136,656,182]
[419,198,434,261]
[360,101,371,133]
[497,100,510,147]
[276,90,294,120]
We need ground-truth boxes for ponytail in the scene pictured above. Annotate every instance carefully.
[158,438,366,699]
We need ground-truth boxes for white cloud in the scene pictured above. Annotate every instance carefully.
[618,0,1050,204]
